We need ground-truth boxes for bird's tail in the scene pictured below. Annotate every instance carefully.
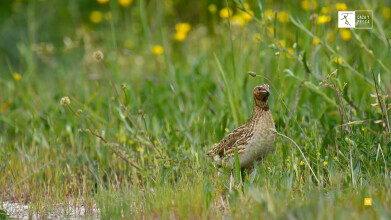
[206,150,214,157]
[206,144,218,157]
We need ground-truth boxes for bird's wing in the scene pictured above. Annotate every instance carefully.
[207,126,252,156]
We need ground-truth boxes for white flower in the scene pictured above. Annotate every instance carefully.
[60,96,71,106]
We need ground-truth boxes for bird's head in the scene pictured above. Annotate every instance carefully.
[253,84,270,107]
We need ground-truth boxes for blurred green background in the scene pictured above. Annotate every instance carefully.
[1,0,391,219]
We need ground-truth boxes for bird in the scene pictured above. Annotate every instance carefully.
[207,84,275,169]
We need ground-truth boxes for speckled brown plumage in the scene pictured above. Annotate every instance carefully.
[207,84,275,168]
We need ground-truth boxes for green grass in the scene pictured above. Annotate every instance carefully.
[1,0,391,219]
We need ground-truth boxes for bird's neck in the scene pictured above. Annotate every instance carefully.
[250,101,269,121]
[255,99,269,110]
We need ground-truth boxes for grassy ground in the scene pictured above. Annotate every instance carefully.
[1,0,391,219]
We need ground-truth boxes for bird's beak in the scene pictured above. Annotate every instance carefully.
[260,89,270,95]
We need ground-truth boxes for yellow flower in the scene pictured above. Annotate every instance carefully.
[238,4,253,21]
[219,8,233,19]
[136,147,142,152]
[301,0,318,11]
[321,6,331,14]
[265,9,274,20]
[225,128,229,132]
[129,140,134,144]
[174,22,191,42]
[317,15,331,24]
[279,40,286,47]
[174,31,187,41]
[300,161,305,166]
[243,3,251,10]
[175,22,191,34]
[253,33,262,43]
[97,0,109,4]
[313,38,320,45]
[89,11,103,24]
[323,161,328,166]
[333,56,343,64]
[382,7,391,19]
[335,3,347,11]
[118,0,133,7]
[230,14,245,27]
[242,10,254,22]
[301,1,309,10]
[121,136,126,143]
[152,45,164,55]
[208,4,217,14]
[285,48,294,59]
[340,29,351,41]
[317,152,321,156]
[13,72,22,81]
[277,11,289,23]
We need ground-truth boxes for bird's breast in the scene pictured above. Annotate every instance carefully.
[238,111,275,168]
